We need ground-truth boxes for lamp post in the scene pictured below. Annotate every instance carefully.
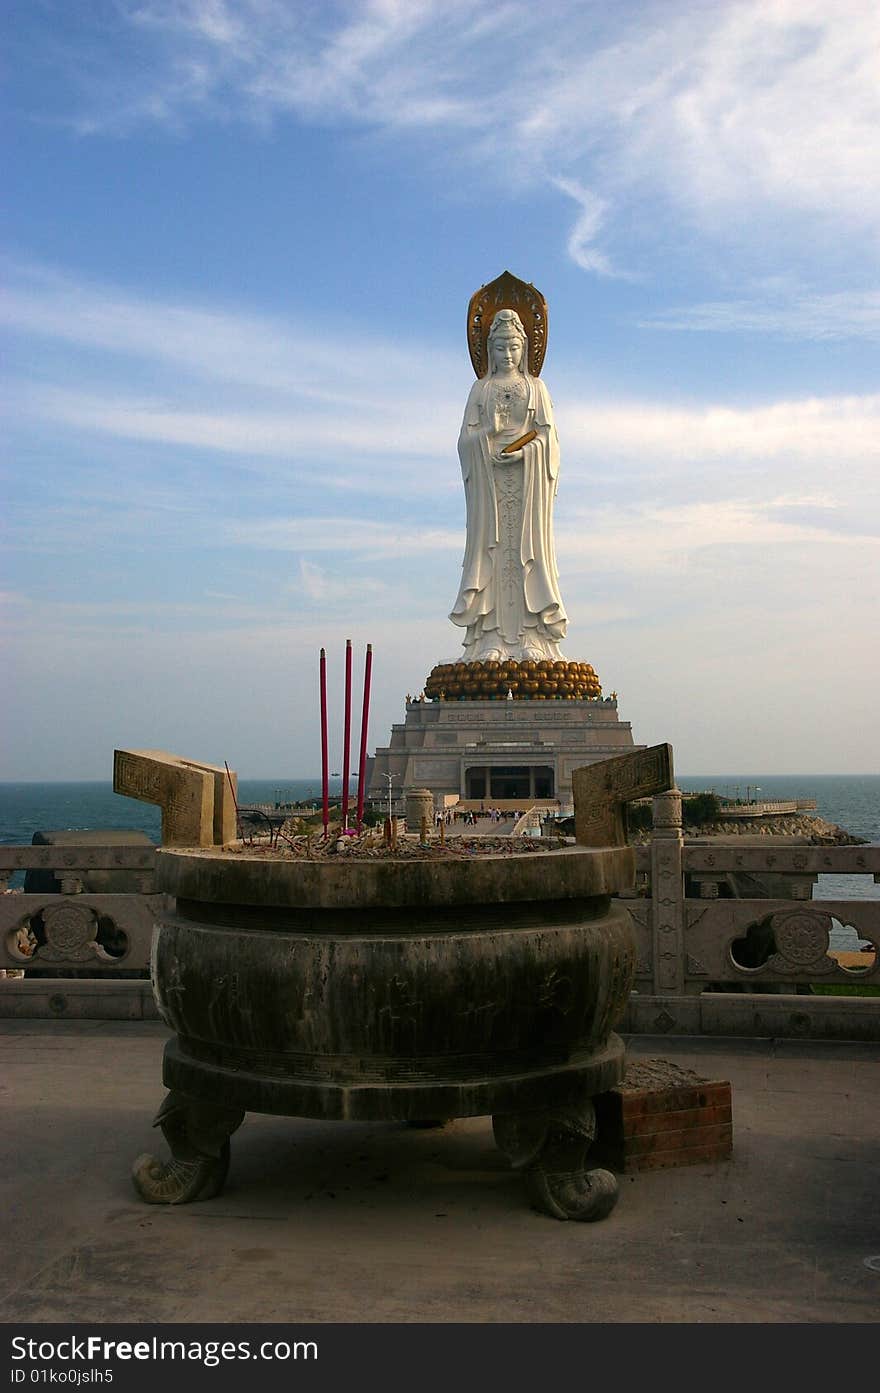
[382,773,397,846]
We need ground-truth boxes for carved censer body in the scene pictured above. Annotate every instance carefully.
[133,844,637,1220]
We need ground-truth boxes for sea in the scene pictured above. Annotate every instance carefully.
[676,774,880,904]
[0,778,341,889]
[2,774,878,925]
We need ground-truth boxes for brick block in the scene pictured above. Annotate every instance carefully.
[633,1137,733,1171]
[593,1058,733,1172]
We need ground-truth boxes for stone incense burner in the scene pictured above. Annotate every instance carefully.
[133,840,637,1220]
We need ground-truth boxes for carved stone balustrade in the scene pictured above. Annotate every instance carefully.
[622,792,880,1038]
[0,843,164,1018]
[2,825,879,1039]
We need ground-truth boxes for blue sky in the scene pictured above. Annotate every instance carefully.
[3,0,878,780]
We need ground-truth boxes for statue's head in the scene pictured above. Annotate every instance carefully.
[487,309,527,375]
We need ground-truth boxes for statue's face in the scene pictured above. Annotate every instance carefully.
[490,332,524,373]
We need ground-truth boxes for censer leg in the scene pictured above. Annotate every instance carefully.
[132,1091,245,1205]
[492,1097,619,1222]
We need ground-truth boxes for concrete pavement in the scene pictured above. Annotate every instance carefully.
[2,1021,879,1323]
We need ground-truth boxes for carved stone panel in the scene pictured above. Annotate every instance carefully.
[26,901,121,964]
[573,744,674,848]
[0,893,159,972]
[766,908,833,974]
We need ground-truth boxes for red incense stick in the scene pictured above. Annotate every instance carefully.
[319,647,329,837]
[356,643,373,832]
[341,638,352,830]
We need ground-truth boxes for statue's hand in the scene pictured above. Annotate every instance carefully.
[493,446,523,464]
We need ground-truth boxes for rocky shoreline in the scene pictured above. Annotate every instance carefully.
[631,813,866,845]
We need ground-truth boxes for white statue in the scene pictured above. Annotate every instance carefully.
[449,305,567,662]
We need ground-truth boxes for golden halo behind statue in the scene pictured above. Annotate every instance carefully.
[467,270,548,378]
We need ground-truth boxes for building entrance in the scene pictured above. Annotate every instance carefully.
[464,765,555,801]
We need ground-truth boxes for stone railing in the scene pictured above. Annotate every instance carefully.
[2,801,879,1039]
[510,807,545,837]
[715,799,800,816]
[708,798,820,818]
[620,789,880,1040]
[0,844,165,1019]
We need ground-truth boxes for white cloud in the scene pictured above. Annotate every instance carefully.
[71,0,486,135]
[11,384,446,460]
[29,2,880,282]
[296,559,390,607]
[4,262,877,722]
[7,262,878,478]
[639,291,880,341]
[4,260,879,585]
[1,260,463,474]
[11,367,880,531]
[559,392,880,469]
[227,517,461,560]
[557,498,880,579]
[523,2,880,237]
[0,258,458,402]
[552,178,620,278]
[665,1,880,227]
[7,8,880,777]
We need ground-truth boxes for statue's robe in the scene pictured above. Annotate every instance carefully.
[449,371,567,658]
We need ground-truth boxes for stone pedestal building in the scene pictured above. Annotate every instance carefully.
[369,694,639,814]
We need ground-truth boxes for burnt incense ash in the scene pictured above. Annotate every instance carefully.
[226,832,567,860]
